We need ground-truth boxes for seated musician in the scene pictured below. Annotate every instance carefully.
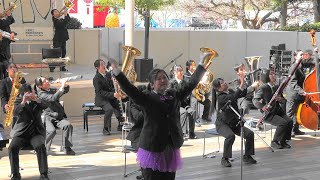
[301,49,315,75]
[212,73,257,167]
[35,77,75,155]
[9,84,49,180]
[170,65,198,139]
[233,63,259,116]
[185,60,211,123]
[285,50,307,136]
[0,63,26,118]
[93,59,125,135]
[253,69,293,149]
[126,85,146,150]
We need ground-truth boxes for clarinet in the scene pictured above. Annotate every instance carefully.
[109,70,126,120]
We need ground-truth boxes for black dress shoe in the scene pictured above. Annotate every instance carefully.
[103,128,111,135]
[40,173,50,180]
[221,157,232,167]
[60,66,67,72]
[65,147,76,155]
[281,142,291,149]
[11,173,21,180]
[271,141,283,149]
[189,132,198,139]
[243,155,257,164]
[294,130,305,135]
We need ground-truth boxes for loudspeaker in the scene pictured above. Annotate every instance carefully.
[134,58,153,82]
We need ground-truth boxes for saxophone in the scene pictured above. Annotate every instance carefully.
[4,71,23,127]
[193,47,218,102]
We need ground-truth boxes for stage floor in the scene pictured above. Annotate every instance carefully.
[1,110,320,180]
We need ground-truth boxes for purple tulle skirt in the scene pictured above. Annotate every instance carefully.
[136,146,183,172]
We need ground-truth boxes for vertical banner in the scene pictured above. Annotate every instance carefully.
[69,0,78,13]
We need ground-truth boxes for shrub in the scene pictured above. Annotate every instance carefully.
[66,17,82,29]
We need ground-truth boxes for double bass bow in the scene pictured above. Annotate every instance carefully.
[296,29,320,130]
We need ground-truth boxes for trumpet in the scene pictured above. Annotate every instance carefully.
[50,75,83,84]
[58,0,73,17]
[0,2,17,19]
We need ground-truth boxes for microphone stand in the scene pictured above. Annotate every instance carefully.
[227,105,274,180]
[162,53,183,69]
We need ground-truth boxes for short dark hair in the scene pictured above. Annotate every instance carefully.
[147,68,169,90]
[94,59,104,69]
[234,63,244,72]
[6,62,17,70]
[304,49,313,55]
[51,9,57,16]
[212,78,223,90]
[186,60,195,72]
[260,68,271,83]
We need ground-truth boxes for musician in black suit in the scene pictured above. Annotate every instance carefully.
[9,84,49,180]
[185,60,211,123]
[50,8,70,72]
[0,9,15,80]
[0,63,26,122]
[212,73,256,168]
[35,77,75,155]
[126,85,146,150]
[253,69,293,149]
[285,50,306,136]
[170,65,197,139]
[301,49,315,75]
[93,59,124,135]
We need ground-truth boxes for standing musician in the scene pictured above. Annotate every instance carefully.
[185,60,211,123]
[35,77,75,155]
[9,84,49,180]
[0,7,15,80]
[233,63,260,116]
[50,8,70,72]
[0,63,26,122]
[93,59,125,135]
[126,85,146,150]
[109,51,208,180]
[285,50,307,136]
[212,73,257,168]
[253,69,293,149]
[169,65,197,139]
[301,49,315,75]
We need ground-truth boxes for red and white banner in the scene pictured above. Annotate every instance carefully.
[69,0,78,14]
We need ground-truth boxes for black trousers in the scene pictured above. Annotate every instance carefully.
[265,113,293,143]
[101,101,123,130]
[0,59,9,80]
[286,94,304,132]
[45,118,73,150]
[141,168,176,180]
[50,40,67,70]
[9,135,48,176]
[216,121,255,158]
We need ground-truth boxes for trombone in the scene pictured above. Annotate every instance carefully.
[0,2,17,19]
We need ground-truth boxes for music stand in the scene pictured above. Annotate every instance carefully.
[227,104,274,180]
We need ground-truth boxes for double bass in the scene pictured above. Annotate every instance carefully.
[296,29,320,130]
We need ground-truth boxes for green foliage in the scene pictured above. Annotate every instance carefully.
[66,17,82,29]
[95,0,125,8]
[135,0,175,12]
[276,23,320,32]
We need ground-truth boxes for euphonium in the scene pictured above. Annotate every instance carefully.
[4,71,23,127]
[193,47,218,102]
[122,46,141,83]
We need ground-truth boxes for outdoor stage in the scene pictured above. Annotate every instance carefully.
[1,110,320,180]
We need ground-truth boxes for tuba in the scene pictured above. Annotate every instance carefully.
[122,46,141,83]
[244,56,262,86]
[193,47,218,102]
[4,71,23,127]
